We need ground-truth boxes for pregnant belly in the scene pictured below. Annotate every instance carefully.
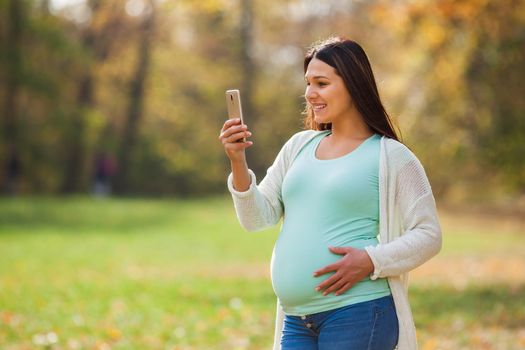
[271,240,343,308]
[271,232,378,309]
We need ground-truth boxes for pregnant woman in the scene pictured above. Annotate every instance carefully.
[219,37,442,350]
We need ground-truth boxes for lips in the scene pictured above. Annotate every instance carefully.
[311,103,327,111]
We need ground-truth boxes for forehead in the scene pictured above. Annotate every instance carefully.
[305,58,337,78]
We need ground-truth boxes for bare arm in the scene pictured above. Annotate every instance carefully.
[230,159,250,192]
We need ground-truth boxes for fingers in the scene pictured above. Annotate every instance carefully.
[322,277,348,296]
[329,246,353,255]
[221,118,243,132]
[313,247,369,297]
[219,122,246,140]
[219,121,251,144]
[316,273,355,296]
[315,272,340,293]
[218,118,253,161]
[223,130,252,144]
[335,282,353,296]
[224,140,253,152]
[313,262,339,277]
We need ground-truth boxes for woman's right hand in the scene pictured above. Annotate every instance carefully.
[219,118,253,162]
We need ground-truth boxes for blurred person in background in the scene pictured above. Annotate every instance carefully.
[219,37,442,350]
[92,152,116,197]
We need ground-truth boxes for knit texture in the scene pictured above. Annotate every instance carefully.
[227,130,442,350]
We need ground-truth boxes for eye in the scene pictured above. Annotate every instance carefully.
[318,82,328,87]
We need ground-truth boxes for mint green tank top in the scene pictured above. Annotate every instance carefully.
[271,131,391,316]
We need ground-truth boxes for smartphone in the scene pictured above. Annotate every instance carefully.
[225,89,246,142]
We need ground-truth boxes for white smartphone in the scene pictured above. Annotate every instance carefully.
[225,89,246,142]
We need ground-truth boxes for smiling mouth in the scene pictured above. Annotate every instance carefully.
[312,104,327,111]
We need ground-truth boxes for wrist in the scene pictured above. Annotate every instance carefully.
[229,155,247,165]
[361,250,375,275]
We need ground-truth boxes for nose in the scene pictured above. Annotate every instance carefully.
[305,85,318,101]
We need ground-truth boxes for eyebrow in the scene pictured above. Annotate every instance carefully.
[304,75,329,80]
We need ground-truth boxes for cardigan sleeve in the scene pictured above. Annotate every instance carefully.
[365,153,442,279]
[227,136,294,232]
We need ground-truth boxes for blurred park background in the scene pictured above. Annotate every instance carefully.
[1,0,524,349]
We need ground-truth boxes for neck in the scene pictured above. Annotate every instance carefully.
[329,109,373,141]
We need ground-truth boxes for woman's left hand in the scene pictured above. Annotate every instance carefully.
[313,246,375,296]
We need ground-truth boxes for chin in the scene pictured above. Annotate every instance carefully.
[314,115,331,125]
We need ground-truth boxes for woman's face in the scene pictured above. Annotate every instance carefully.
[304,57,353,125]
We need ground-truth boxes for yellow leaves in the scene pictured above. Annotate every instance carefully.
[406,1,426,19]
[368,2,411,36]
[178,0,232,14]
[453,2,480,20]
[216,306,231,321]
[422,20,447,49]
[436,0,486,21]
[519,330,525,348]
[421,337,438,350]
[105,326,122,341]
[222,326,251,349]
[420,326,525,350]
[1,311,23,328]
[194,320,208,333]
[434,57,460,87]
[1,311,14,325]
[369,3,390,23]
[93,341,112,350]
[411,255,525,290]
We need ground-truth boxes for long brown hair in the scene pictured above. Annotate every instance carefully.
[303,37,401,142]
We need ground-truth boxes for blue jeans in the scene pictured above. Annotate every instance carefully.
[281,295,399,350]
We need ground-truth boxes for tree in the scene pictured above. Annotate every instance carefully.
[2,0,24,194]
[60,0,127,193]
[114,0,156,194]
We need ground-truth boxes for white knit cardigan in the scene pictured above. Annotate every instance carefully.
[227,130,442,350]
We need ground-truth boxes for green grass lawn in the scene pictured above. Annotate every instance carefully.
[0,196,524,349]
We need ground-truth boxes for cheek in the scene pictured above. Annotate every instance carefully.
[315,88,329,101]
[335,90,352,109]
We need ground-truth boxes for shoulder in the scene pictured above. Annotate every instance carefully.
[270,129,323,167]
[382,137,427,177]
[281,129,323,154]
[383,137,419,163]
[288,129,321,145]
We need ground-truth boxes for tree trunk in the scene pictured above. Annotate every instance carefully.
[239,0,259,172]
[2,0,23,194]
[60,0,106,194]
[114,4,155,194]
[60,71,93,193]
